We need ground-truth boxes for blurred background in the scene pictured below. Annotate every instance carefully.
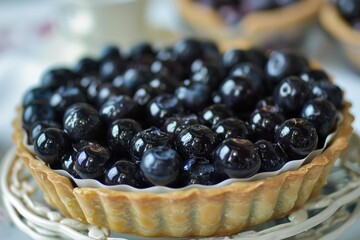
[0,0,359,239]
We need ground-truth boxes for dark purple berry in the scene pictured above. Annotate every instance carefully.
[75,143,110,179]
[182,157,216,185]
[175,124,217,159]
[222,49,255,72]
[310,81,343,109]
[274,76,311,115]
[30,120,61,144]
[130,42,155,60]
[148,76,178,93]
[140,146,180,186]
[300,69,329,83]
[301,98,337,139]
[23,103,58,130]
[23,87,53,107]
[107,119,142,158]
[337,0,360,22]
[213,138,261,178]
[95,83,130,107]
[113,68,152,94]
[74,57,99,75]
[212,118,248,141]
[63,103,103,142]
[41,68,77,90]
[174,38,203,64]
[255,140,286,172]
[60,151,80,178]
[99,45,122,61]
[34,128,71,165]
[99,59,126,82]
[147,94,184,126]
[275,118,318,159]
[50,86,87,115]
[175,82,211,112]
[198,104,233,127]
[133,84,160,107]
[104,160,142,187]
[99,95,140,125]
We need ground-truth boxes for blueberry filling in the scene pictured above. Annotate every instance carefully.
[22,39,343,187]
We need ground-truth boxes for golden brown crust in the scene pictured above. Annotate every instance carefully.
[319,3,360,69]
[12,100,353,237]
[178,0,322,42]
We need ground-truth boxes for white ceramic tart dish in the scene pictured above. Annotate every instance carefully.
[319,3,360,70]
[13,102,353,238]
[178,0,323,46]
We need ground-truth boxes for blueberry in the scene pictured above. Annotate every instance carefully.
[275,118,318,159]
[310,81,343,109]
[148,76,179,93]
[41,68,77,90]
[34,128,71,165]
[198,104,233,127]
[301,98,337,139]
[229,63,269,95]
[22,87,53,107]
[23,103,58,130]
[219,76,258,112]
[174,38,203,64]
[130,127,172,162]
[300,69,329,83]
[175,82,211,112]
[163,114,199,135]
[213,138,261,178]
[107,119,142,158]
[182,157,216,185]
[222,49,255,72]
[266,50,309,84]
[78,75,102,91]
[274,76,311,115]
[212,118,248,141]
[104,160,141,186]
[147,94,184,126]
[113,68,152,94]
[99,45,122,61]
[140,146,180,186]
[201,40,221,62]
[50,86,87,115]
[30,120,62,144]
[99,95,140,125]
[150,60,182,80]
[256,96,276,109]
[74,57,99,75]
[248,106,285,142]
[190,63,223,89]
[99,58,126,82]
[63,103,103,142]
[255,140,286,172]
[130,42,156,60]
[60,151,80,178]
[95,83,131,107]
[133,84,160,108]
[175,124,218,159]
[75,143,111,179]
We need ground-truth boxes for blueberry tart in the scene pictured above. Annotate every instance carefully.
[320,0,360,70]
[13,39,353,238]
[178,0,322,47]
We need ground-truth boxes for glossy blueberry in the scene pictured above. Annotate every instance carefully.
[310,81,343,109]
[229,63,268,95]
[275,118,318,159]
[300,69,329,83]
[148,76,179,93]
[150,60,181,79]
[60,151,80,178]
[175,82,211,112]
[147,94,184,126]
[173,38,203,64]
[130,42,155,60]
[75,143,111,179]
[301,98,337,139]
[190,63,223,89]
[198,104,233,127]
[248,106,285,142]
[140,146,180,186]
[50,86,87,115]
[212,118,248,141]
[113,68,152,94]
[213,138,261,178]
[222,49,255,72]
[266,50,309,84]
[201,40,221,62]
[274,76,311,115]
[175,124,218,159]
[255,140,286,172]
[104,160,141,186]
[74,57,99,75]
[130,127,172,162]
[30,120,61,144]
[34,128,71,165]
[41,68,77,90]
[22,103,58,130]
[100,95,140,125]
[182,157,216,185]
[133,84,160,107]
[256,96,276,109]
[95,83,131,107]
[63,103,103,142]
[78,75,102,92]
[163,114,199,135]
[211,91,223,104]
[107,119,142,158]
[22,87,53,107]
[219,76,258,112]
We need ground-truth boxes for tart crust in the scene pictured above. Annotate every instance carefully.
[13,100,353,237]
[178,0,322,44]
[319,3,360,70]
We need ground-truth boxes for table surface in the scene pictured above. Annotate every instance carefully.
[0,1,360,239]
